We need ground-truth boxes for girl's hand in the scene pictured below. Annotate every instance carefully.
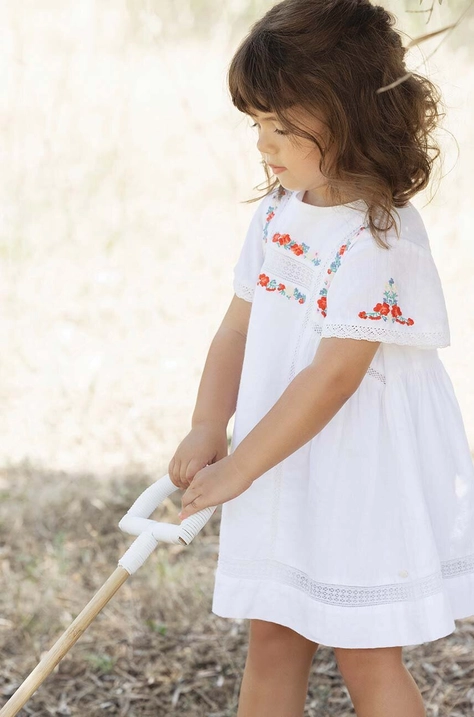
[178,454,253,520]
[168,422,229,490]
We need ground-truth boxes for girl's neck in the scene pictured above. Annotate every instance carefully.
[301,189,361,208]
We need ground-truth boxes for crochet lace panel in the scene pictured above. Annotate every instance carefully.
[320,323,450,349]
[217,553,474,607]
[263,250,315,289]
[234,278,255,302]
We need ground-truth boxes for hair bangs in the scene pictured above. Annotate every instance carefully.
[228,34,289,118]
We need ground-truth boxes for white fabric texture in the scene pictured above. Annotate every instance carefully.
[213,186,474,648]
[320,220,450,349]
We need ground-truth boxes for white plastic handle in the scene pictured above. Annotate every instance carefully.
[117,473,217,574]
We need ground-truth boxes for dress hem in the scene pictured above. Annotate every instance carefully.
[212,569,474,648]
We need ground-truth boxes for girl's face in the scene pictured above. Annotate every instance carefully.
[248,105,339,207]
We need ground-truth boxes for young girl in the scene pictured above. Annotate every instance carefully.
[170,1,474,715]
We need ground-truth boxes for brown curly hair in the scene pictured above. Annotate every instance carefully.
[228,0,445,249]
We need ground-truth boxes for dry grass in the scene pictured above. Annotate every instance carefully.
[1,2,474,715]
[2,467,474,716]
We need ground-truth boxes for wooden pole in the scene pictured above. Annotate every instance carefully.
[0,566,130,717]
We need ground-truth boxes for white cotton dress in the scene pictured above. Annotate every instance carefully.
[211,185,474,649]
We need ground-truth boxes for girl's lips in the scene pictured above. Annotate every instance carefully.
[269,165,287,174]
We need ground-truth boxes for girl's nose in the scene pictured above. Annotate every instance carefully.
[257,133,277,156]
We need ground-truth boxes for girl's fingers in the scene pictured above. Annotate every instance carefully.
[180,491,201,518]
[179,460,189,485]
[182,490,200,510]
[168,456,176,482]
[169,459,182,488]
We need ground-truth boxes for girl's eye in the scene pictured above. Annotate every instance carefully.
[251,122,288,136]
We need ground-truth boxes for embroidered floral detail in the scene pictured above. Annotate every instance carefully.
[258,273,306,303]
[276,184,287,201]
[271,232,321,266]
[358,278,414,325]
[316,225,368,318]
[263,186,288,244]
[317,293,328,316]
[263,205,277,244]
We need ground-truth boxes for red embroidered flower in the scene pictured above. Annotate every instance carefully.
[291,244,304,256]
[358,278,414,326]
[374,302,390,316]
[317,296,327,311]
[257,274,306,303]
[266,211,275,222]
[272,232,291,245]
[338,244,347,256]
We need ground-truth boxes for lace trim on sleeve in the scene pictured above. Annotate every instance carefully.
[314,323,386,384]
[234,278,255,303]
[320,322,450,349]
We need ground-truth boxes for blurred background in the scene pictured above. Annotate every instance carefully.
[1,2,474,715]
[1,0,473,476]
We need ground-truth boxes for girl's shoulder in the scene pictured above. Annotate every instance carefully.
[356,201,432,254]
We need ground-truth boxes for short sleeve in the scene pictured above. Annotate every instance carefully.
[320,232,451,349]
[232,195,272,302]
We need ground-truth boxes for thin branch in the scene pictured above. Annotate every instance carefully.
[405,23,457,48]
[410,0,474,63]
[375,72,414,93]
[376,0,474,93]
[407,0,436,24]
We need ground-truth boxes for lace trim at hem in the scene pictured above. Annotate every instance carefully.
[319,322,450,349]
[234,279,255,302]
[216,553,474,607]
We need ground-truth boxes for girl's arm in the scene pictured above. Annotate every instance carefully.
[231,337,381,482]
[191,294,252,430]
